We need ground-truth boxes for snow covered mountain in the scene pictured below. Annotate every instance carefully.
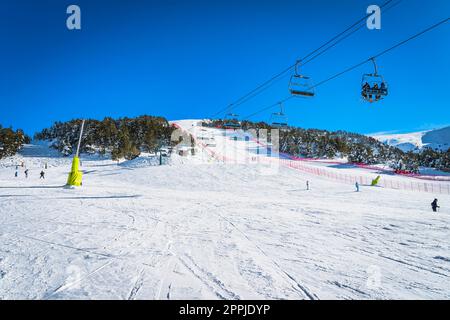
[371,126,450,152]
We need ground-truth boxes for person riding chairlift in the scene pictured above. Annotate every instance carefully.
[380,82,387,94]
[373,83,380,101]
[362,82,370,99]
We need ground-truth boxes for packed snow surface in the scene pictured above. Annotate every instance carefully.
[1,120,449,299]
[371,126,450,152]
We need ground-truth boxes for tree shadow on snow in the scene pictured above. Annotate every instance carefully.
[0,185,66,189]
[54,195,141,200]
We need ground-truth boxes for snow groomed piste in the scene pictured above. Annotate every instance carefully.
[175,121,450,195]
[1,0,449,303]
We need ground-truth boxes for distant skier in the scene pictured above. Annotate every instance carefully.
[15,171,18,178]
[355,181,360,192]
[24,169,29,178]
[306,180,310,191]
[431,199,440,212]
[40,171,45,179]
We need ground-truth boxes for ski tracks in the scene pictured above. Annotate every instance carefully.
[127,268,145,300]
[177,253,241,300]
[44,260,113,299]
[153,213,241,300]
[155,240,178,300]
[215,211,319,300]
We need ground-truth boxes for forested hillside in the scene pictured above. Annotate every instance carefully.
[204,120,450,172]
[34,116,175,160]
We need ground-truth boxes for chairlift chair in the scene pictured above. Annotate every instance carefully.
[205,135,216,147]
[270,103,288,129]
[361,58,388,103]
[289,61,315,97]
[223,113,241,129]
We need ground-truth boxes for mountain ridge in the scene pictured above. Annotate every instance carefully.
[370,126,450,152]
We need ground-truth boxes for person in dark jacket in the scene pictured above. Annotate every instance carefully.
[40,171,45,179]
[373,83,380,100]
[362,82,370,99]
[380,82,387,94]
[431,199,440,212]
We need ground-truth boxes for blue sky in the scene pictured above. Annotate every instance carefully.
[0,0,449,135]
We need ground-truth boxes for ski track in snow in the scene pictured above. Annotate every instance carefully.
[0,120,449,299]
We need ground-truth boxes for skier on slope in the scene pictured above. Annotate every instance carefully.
[306,180,310,191]
[15,171,18,178]
[40,171,45,179]
[355,181,360,192]
[431,199,440,212]
[24,169,29,178]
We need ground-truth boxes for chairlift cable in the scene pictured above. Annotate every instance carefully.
[210,0,397,118]
[311,17,449,92]
[301,0,402,66]
[242,17,450,120]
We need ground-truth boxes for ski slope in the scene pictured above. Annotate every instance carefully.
[371,126,450,152]
[0,121,449,300]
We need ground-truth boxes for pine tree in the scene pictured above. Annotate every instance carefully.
[0,125,29,159]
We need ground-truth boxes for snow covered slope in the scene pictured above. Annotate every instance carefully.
[1,121,450,300]
[371,126,450,152]
[422,126,450,151]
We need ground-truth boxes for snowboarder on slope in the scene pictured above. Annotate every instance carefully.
[40,171,45,179]
[431,199,440,212]
[355,181,360,192]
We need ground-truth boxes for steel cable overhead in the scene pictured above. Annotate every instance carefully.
[301,0,403,66]
[242,17,450,120]
[210,0,397,118]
